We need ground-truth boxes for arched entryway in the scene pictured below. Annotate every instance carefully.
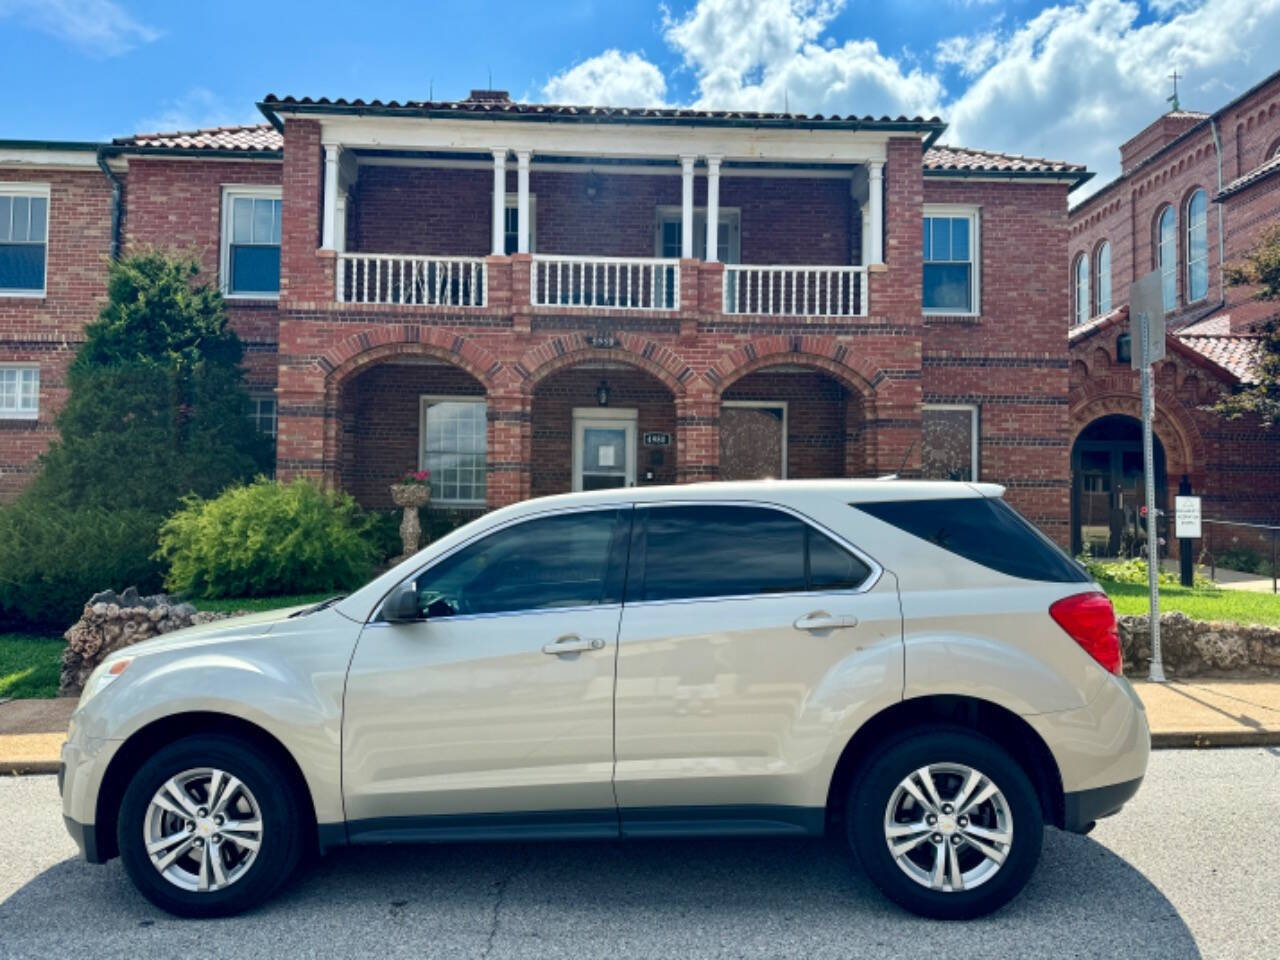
[530,362,677,497]
[719,365,868,480]
[1071,415,1168,557]
[336,356,488,510]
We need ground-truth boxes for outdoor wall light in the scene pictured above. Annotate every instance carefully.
[586,171,602,200]
[596,379,611,406]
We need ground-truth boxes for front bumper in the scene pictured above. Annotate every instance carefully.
[59,715,120,863]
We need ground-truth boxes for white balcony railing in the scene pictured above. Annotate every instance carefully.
[337,253,488,307]
[723,265,867,317]
[531,255,680,311]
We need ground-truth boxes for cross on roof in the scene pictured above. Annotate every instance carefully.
[1167,69,1182,111]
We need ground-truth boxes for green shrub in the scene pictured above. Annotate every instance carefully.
[1083,555,1217,590]
[0,500,163,628]
[157,479,378,598]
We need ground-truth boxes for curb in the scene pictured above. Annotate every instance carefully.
[4,733,1279,778]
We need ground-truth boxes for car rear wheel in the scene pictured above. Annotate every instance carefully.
[846,728,1043,920]
[117,734,304,918]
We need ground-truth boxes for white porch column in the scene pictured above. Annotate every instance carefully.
[321,144,341,250]
[491,149,507,256]
[515,150,532,254]
[867,160,884,266]
[704,155,722,262]
[680,154,696,259]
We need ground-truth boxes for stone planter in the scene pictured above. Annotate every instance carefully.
[390,483,431,557]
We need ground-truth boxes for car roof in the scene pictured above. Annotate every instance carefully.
[504,478,1004,511]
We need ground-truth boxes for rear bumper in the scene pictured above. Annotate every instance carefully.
[1062,775,1143,833]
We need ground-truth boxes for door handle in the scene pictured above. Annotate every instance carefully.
[793,611,858,631]
[542,635,606,655]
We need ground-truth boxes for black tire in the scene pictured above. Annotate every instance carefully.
[117,734,304,918]
[846,727,1043,920]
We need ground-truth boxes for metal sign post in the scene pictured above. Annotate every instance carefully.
[1130,271,1167,682]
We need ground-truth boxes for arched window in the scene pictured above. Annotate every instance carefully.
[1073,253,1090,325]
[1185,189,1208,302]
[1095,241,1112,314]
[1156,206,1177,313]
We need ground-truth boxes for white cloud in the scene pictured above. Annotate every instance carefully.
[0,0,158,57]
[538,0,1280,198]
[663,0,944,117]
[543,50,669,106]
[944,0,1280,197]
[137,88,259,134]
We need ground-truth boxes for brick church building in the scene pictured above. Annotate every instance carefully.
[2,87,1101,545]
[1067,68,1280,558]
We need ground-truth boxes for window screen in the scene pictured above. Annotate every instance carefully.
[227,194,281,294]
[0,193,48,292]
[855,497,1088,583]
[923,214,974,312]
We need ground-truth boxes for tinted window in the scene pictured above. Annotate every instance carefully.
[855,497,1089,583]
[634,505,871,602]
[412,509,625,618]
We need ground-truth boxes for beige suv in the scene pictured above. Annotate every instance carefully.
[61,480,1148,920]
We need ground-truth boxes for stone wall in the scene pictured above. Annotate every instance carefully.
[59,588,233,696]
[1120,612,1280,677]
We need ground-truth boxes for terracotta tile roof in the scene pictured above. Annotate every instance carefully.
[260,93,945,129]
[115,124,282,153]
[924,144,1089,180]
[1218,152,1280,199]
[1177,334,1266,383]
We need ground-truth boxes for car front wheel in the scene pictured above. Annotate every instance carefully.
[117,734,304,918]
[846,728,1043,920]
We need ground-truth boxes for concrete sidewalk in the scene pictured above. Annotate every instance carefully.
[3,681,1280,776]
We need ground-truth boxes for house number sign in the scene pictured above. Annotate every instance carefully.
[643,432,672,447]
[587,333,618,348]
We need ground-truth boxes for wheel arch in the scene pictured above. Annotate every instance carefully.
[824,695,1065,830]
[94,712,320,862]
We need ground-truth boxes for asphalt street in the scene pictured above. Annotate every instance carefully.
[2,748,1277,959]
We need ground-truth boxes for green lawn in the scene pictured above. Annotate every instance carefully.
[1103,580,1280,626]
[190,592,335,614]
[0,633,63,699]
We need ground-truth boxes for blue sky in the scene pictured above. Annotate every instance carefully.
[2,0,1278,195]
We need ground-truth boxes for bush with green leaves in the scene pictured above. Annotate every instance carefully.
[0,504,163,628]
[1082,555,1217,590]
[157,479,379,598]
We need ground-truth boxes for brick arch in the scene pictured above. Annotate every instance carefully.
[1068,388,1204,484]
[319,326,502,394]
[704,336,879,406]
[514,333,689,397]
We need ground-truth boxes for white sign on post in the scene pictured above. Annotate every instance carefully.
[1175,496,1202,539]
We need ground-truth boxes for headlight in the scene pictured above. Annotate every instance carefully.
[79,657,132,707]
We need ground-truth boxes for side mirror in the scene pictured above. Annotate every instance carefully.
[381,582,421,623]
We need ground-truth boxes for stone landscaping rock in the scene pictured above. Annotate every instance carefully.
[58,588,235,697]
[1119,611,1280,677]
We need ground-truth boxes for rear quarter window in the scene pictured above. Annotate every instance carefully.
[854,497,1089,583]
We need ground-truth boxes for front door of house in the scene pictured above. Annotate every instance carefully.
[573,408,637,491]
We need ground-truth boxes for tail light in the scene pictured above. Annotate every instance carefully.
[1049,592,1122,675]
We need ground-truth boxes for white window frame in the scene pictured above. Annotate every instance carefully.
[1072,253,1090,326]
[503,194,536,254]
[1185,189,1209,304]
[922,204,981,317]
[0,183,50,298]
[418,395,488,506]
[654,206,741,263]
[721,399,788,478]
[572,406,637,492]
[0,363,40,420]
[220,185,282,300]
[922,402,979,482]
[1095,241,1112,315]
[248,392,277,438]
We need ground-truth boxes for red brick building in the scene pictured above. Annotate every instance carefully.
[1067,69,1280,557]
[0,90,1092,542]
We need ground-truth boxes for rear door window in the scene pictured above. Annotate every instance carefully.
[854,497,1088,583]
[631,504,872,602]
